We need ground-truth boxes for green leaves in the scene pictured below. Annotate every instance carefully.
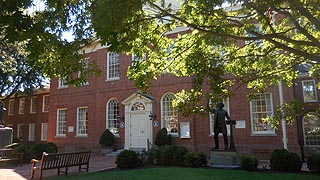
[90,1,320,118]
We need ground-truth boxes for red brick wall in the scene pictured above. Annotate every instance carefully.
[4,90,49,145]
[47,45,304,159]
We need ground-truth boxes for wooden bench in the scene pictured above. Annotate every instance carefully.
[30,150,91,180]
[0,148,23,166]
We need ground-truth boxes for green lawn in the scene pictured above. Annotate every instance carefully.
[49,167,319,180]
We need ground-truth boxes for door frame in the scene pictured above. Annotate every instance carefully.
[122,92,154,150]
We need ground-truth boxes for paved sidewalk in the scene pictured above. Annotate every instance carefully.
[0,153,117,180]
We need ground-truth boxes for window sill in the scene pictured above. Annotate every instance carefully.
[75,135,88,138]
[250,133,277,136]
[106,78,120,82]
[55,135,66,138]
[169,134,179,138]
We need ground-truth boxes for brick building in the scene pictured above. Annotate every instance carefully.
[46,33,319,160]
[3,89,49,145]
[3,37,318,161]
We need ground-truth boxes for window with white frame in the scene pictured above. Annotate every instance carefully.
[17,124,24,141]
[58,78,68,88]
[8,99,14,115]
[56,109,67,136]
[161,93,178,135]
[107,99,119,135]
[106,52,120,80]
[303,113,320,146]
[28,123,35,141]
[42,95,49,112]
[30,97,37,114]
[302,80,318,102]
[250,93,274,134]
[77,107,88,136]
[78,58,89,85]
[209,98,230,135]
[132,53,146,65]
[41,123,48,141]
[19,98,25,114]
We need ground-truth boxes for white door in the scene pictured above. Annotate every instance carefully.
[129,113,149,148]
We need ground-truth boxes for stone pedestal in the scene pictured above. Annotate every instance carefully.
[210,150,240,168]
[0,126,13,148]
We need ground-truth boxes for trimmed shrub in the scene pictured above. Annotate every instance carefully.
[154,128,172,146]
[99,129,115,147]
[185,151,207,167]
[33,143,47,158]
[240,155,258,171]
[46,142,58,153]
[146,148,160,165]
[270,149,302,172]
[158,145,187,166]
[5,142,58,163]
[307,153,320,172]
[116,150,142,169]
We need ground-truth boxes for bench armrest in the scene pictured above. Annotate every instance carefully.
[31,159,41,163]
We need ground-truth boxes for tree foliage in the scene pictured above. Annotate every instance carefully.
[0,36,45,97]
[90,0,319,116]
[1,1,319,125]
[0,0,100,97]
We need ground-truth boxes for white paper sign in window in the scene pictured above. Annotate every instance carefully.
[180,122,190,138]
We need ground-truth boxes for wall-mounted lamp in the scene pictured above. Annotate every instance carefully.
[149,112,156,121]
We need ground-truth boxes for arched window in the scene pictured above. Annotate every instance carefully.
[131,102,145,111]
[107,99,119,135]
[161,93,178,134]
[304,113,320,146]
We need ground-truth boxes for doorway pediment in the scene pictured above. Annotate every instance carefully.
[121,91,154,105]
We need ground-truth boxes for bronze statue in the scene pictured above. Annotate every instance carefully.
[213,102,230,150]
[0,100,6,126]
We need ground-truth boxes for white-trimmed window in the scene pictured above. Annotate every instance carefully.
[78,58,89,85]
[132,53,146,65]
[28,123,35,141]
[77,107,88,136]
[42,95,49,112]
[8,99,14,115]
[19,98,25,114]
[106,99,119,135]
[58,78,68,88]
[209,98,230,135]
[302,80,318,102]
[17,124,24,141]
[41,123,48,141]
[303,113,320,146]
[250,93,275,134]
[30,97,37,114]
[56,109,67,136]
[106,52,120,80]
[161,93,178,135]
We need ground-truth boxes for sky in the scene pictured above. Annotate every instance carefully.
[29,0,73,42]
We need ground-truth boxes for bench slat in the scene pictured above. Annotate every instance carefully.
[30,151,91,180]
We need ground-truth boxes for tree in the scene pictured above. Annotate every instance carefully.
[1,1,319,120]
[90,0,320,114]
[0,36,45,97]
[0,0,100,97]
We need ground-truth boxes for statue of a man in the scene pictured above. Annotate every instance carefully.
[213,102,230,150]
[0,100,6,126]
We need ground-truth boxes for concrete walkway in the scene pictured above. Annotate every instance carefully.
[0,153,117,180]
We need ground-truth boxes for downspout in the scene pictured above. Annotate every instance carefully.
[279,80,288,149]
